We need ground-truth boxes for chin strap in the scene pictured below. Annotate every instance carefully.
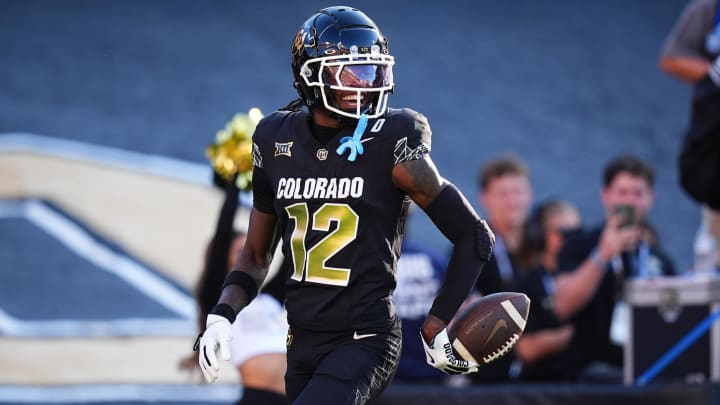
[336,114,369,162]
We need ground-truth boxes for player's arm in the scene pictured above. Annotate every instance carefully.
[392,156,495,374]
[196,174,240,331]
[196,142,280,383]
[218,207,279,314]
[196,207,279,383]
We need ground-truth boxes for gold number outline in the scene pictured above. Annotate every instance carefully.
[284,202,359,286]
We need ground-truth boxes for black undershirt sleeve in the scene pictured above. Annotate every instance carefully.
[423,184,494,324]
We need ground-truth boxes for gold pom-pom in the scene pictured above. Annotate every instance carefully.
[206,108,263,191]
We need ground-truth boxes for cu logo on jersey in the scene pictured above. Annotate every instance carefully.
[316,148,328,160]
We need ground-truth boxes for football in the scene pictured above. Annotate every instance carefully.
[448,292,530,365]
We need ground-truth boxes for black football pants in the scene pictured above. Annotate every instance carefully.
[285,326,401,405]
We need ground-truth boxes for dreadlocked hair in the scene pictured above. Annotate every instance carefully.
[280,98,305,112]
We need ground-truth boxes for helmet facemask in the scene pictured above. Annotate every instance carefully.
[299,47,394,119]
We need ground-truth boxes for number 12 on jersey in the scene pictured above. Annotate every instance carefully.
[285,202,359,286]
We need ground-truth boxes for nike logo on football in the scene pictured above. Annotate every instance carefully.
[483,319,508,348]
[353,331,377,340]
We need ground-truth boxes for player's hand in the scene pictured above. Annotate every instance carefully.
[195,314,232,383]
[421,328,479,375]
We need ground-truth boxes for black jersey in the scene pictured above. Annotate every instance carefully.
[252,108,432,333]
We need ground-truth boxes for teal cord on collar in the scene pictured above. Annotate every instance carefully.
[336,114,368,162]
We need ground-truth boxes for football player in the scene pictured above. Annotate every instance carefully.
[196,6,495,404]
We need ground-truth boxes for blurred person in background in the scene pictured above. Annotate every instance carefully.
[474,155,533,295]
[553,155,676,382]
[470,155,533,383]
[659,0,718,83]
[513,199,580,381]
[659,0,720,273]
[180,172,287,405]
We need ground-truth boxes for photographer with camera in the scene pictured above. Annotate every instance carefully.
[551,155,676,382]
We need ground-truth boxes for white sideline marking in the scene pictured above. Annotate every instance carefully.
[0,132,254,208]
[0,308,193,337]
[0,132,210,185]
[0,133,263,337]
[501,300,527,330]
[0,384,241,403]
[22,200,196,318]
[0,199,196,337]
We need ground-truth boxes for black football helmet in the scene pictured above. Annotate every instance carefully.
[291,6,394,119]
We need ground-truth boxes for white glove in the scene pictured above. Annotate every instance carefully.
[421,328,479,375]
[197,314,232,383]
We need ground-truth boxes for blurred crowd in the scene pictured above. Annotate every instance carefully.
[391,0,720,386]
[398,153,675,385]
